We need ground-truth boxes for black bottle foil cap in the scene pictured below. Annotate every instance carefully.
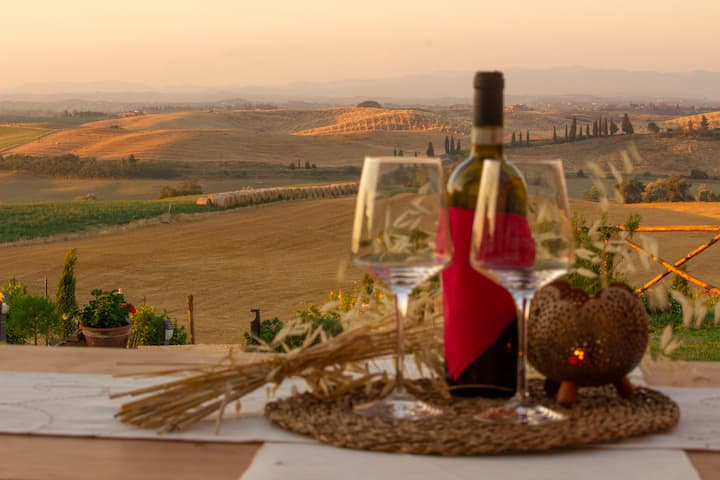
[474,71,504,90]
[473,71,504,127]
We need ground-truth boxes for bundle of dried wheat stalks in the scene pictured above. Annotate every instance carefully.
[113,282,445,433]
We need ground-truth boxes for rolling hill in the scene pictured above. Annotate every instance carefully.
[661,111,720,131]
[4,107,463,164]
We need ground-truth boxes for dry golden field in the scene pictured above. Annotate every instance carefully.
[661,111,720,130]
[4,107,718,181]
[4,195,720,344]
[4,108,459,165]
[1,197,360,344]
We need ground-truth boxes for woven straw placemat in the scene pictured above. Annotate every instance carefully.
[265,379,679,455]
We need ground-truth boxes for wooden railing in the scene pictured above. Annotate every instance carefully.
[619,226,720,295]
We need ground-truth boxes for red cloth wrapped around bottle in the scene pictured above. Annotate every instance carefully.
[475,212,536,269]
[442,209,535,381]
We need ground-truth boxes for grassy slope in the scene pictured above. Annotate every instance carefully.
[0,197,216,243]
[0,126,49,151]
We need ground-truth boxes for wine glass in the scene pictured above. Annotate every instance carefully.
[470,158,574,425]
[351,156,453,420]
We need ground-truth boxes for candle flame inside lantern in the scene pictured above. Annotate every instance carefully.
[567,347,586,366]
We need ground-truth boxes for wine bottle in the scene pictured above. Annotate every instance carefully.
[442,71,523,397]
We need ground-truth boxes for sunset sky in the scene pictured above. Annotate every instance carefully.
[1,0,718,90]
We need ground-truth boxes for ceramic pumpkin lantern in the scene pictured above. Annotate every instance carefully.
[528,280,649,406]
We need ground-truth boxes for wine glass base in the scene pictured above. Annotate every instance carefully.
[353,390,442,420]
[475,399,566,426]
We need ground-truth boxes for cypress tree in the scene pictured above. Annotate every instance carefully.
[444,136,450,154]
[553,126,558,143]
[426,142,435,157]
[526,129,530,146]
[700,115,710,131]
[610,119,619,135]
[592,120,598,137]
[602,117,609,136]
[56,248,78,338]
[621,113,634,134]
[518,131,523,144]
[456,139,461,154]
[450,135,456,154]
[511,131,516,146]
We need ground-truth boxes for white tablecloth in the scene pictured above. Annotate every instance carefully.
[0,370,715,480]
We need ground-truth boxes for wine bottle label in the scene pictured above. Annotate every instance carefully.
[471,127,504,146]
[442,207,517,381]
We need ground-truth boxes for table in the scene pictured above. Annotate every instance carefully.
[0,345,717,480]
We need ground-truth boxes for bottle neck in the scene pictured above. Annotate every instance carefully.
[471,126,504,159]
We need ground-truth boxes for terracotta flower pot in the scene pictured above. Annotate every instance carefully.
[81,324,131,348]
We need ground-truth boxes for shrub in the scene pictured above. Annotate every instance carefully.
[642,175,694,202]
[689,169,709,180]
[617,178,645,203]
[7,294,62,345]
[130,304,189,346]
[158,179,203,199]
[565,213,640,295]
[1,278,28,344]
[243,312,343,352]
[244,317,285,347]
[697,184,716,202]
[581,185,601,202]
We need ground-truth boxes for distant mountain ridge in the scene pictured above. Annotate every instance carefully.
[1,67,719,105]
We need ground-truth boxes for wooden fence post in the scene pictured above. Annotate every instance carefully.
[187,295,195,344]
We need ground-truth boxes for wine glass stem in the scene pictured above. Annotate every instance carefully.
[514,294,532,404]
[393,288,411,394]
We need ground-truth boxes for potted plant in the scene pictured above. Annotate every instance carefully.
[79,289,136,347]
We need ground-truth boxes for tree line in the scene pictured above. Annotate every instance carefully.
[0,154,176,179]
[552,114,634,144]
[584,173,720,203]
[648,115,714,137]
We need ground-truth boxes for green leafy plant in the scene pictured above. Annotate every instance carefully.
[130,304,189,346]
[7,294,62,345]
[565,212,640,295]
[1,278,29,344]
[79,289,135,328]
[244,317,285,348]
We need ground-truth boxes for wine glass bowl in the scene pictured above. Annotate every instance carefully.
[470,158,574,425]
[351,156,452,420]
